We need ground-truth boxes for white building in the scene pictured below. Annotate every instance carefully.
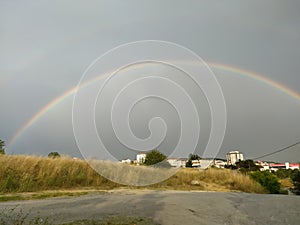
[226,151,244,165]
[269,162,300,171]
[256,161,270,171]
[136,153,147,165]
[120,158,132,164]
[167,158,187,168]
[288,163,300,170]
[212,159,227,168]
[192,160,201,167]
[256,161,299,172]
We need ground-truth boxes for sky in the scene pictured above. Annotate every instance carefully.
[1,0,300,162]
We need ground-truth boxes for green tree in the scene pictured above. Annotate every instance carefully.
[274,168,294,179]
[250,171,280,194]
[0,139,5,155]
[186,154,201,168]
[48,151,61,159]
[236,160,261,173]
[144,149,169,167]
[186,160,193,168]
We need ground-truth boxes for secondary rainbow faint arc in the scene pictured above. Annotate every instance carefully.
[7,62,300,147]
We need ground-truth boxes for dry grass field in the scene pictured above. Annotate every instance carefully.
[0,155,265,194]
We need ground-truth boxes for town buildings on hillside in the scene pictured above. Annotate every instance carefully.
[121,153,227,168]
[120,150,299,172]
[257,161,299,171]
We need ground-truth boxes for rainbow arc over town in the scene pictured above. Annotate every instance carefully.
[7,61,300,148]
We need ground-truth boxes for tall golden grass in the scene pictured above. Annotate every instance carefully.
[0,155,118,193]
[155,168,266,193]
[88,159,177,186]
[0,155,265,194]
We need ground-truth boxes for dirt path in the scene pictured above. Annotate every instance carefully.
[0,190,300,225]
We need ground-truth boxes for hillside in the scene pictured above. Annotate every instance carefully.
[0,155,264,194]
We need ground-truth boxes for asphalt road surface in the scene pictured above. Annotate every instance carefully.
[1,190,300,225]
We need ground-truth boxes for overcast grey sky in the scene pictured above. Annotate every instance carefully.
[1,0,300,162]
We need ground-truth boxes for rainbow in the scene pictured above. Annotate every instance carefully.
[211,64,300,101]
[7,62,300,148]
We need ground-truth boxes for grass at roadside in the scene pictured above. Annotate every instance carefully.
[151,168,265,193]
[0,155,119,193]
[0,190,104,202]
[0,154,265,195]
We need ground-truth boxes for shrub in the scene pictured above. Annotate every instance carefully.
[274,168,295,179]
[250,171,280,194]
[291,169,300,195]
[48,152,61,158]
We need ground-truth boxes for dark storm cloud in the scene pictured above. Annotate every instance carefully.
[0,0,299,162]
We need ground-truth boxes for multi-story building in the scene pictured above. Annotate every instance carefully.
[226,151,244,165]
[136,153,147,165]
